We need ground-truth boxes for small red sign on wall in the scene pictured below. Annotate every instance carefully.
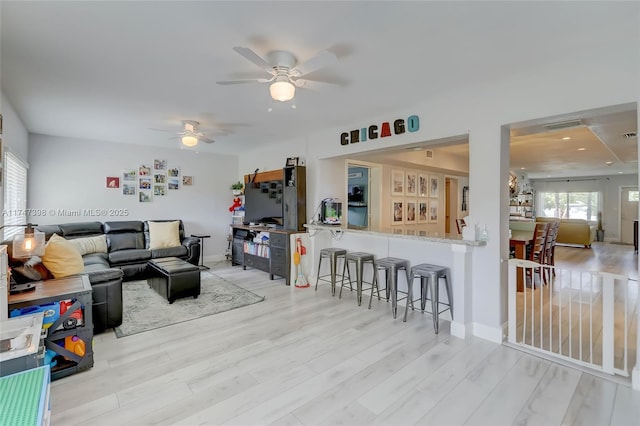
[106,177,120,188]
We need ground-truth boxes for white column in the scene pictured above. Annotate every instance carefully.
[450,244,472,339]
[633,279,640,390]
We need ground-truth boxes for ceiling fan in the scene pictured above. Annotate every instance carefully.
[164,120,216,147]
[216,46,338,102]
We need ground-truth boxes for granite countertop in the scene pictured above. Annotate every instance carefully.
[304,223,487,247]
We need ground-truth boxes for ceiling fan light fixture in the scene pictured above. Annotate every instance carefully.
[182,135,198,147]
[270,78,295,102]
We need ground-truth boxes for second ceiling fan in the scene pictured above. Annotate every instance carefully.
[216,46,338,102]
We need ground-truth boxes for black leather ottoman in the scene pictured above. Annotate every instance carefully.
[147,257,201,303]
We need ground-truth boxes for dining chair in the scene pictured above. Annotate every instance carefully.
[545,221,560,277]
[526,222,549,288]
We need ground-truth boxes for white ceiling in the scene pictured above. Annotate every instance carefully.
[1,0,638,176]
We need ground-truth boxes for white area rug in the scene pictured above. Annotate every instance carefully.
[114,271,265,338]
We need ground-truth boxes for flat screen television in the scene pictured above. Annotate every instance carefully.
[243,180,283,225]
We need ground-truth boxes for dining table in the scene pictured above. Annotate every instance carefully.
[509,229,534,292]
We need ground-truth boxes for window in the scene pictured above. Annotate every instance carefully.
[3,152,28,240]
[538,191,600,221]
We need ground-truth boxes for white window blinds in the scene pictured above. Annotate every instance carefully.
[3,152,28,240]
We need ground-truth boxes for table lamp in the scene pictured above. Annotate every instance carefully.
[1,223,45,308]
[8,223,45,258]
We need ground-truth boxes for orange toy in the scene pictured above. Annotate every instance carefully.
[63,335,86,359]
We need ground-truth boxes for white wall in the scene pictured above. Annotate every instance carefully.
[239,43,639,339]
[0,92,30,222]
[28,134,238,261]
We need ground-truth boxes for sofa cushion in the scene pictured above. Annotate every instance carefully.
[151,245,188,259]
[82,253,110,267]
[59,221,104,238]
[104,221,146,252]
[83,263,124,283]
[41,234,85,278]
[68,235,108,255]
[108,249,152,265]
[147,220,181,249]
[36,224,63,240]
[107,233,145,252]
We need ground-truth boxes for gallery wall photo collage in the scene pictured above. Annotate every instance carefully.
[105,159,194,203]
[390,169,439,225]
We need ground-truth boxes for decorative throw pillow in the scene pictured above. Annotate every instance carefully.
[41,234,85,278]
[67,235,108,256]
[148,221,181,249]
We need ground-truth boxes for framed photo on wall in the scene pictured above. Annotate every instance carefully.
[406,172,417,196]
[391,170,404,196]
[392,198,404,225]
[430,176,439,198]
[419,174,428,197]
[428,199,439,223]
[406,199,417,224]
[418,201,428,223]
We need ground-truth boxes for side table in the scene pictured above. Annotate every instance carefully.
[191,234,211,270]
[9,275,94,380]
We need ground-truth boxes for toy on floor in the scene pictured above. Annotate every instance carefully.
[294,237,310,288]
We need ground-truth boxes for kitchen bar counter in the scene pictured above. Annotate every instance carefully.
[304,223,486,340]
[304,223,487,247]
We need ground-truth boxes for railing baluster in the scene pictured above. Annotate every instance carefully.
[507,260,632,378]
[579,272,583,362]
[589,272,593,364]
[559,268,563,356]
[602,274,613,374]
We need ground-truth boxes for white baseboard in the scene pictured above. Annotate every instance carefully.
[451,321,472,339]
[472,322,503,343]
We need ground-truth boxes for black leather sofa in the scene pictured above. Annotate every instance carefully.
[19,220,200,333]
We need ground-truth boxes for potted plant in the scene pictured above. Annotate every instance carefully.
[596,211,605,242]
[230,181,244,195]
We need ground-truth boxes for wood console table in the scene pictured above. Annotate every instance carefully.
[231,225,302,285]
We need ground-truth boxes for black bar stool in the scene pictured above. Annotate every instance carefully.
[340,252,380,308]
[411,263,453,334]
[314,248,348,296]
[375,257,413,322]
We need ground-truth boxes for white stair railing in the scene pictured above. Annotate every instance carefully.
[507,259,637,377]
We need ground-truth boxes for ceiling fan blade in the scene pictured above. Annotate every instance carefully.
[233,46,274,74]
[216,78,272,85]
[290,50,337,77]
[199,137,215,144]
[293,78,336,90]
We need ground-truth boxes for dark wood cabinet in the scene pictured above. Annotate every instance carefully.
[231,225,299,285]
[283,166,306,231]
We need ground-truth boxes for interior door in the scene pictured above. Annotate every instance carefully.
[620,186,638,244]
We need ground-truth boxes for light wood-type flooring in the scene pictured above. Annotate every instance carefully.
[513,242,638,375]
[50,242,640,425]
